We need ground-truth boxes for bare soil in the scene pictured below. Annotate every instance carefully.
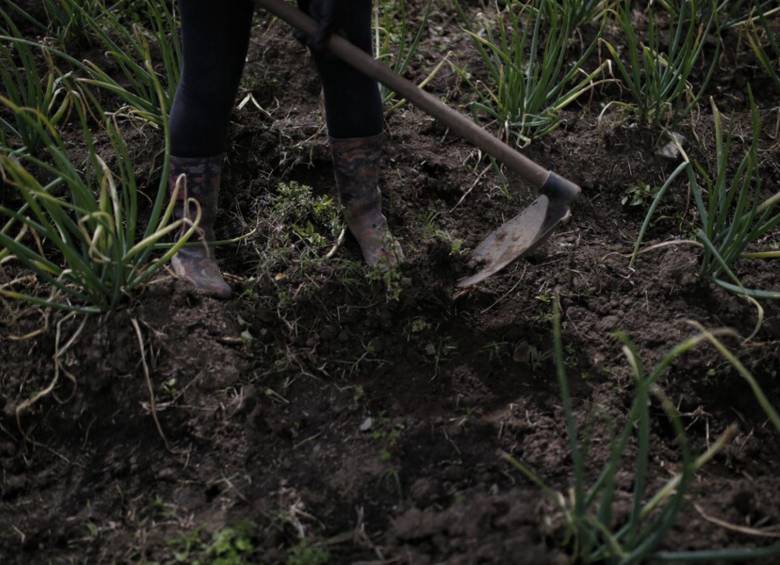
[2,4,780,564]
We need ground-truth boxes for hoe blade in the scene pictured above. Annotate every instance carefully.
[456,195,570,288]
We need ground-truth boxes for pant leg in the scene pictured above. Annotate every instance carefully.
[169,0,254,157]
[311,0,383,139]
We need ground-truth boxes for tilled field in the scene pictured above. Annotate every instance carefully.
[2,1,780,563]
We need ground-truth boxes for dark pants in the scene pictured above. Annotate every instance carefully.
[169,0,383,158]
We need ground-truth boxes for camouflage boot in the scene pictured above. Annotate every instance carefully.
[330,134,403,267]
[169,154,231,299]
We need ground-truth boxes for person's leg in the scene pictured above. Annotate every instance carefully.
[310,2,382,140]
[170,0,254,157]
[309,1,403,267]
[168,0,254,298]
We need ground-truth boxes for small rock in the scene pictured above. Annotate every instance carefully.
[410,477,438,506]
[359,417,374,432]
[156,468,176,482]
[656,132,686,160]
[600,315,620,330]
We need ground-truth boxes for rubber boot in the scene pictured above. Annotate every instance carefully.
[169,155,232,299]
[329,134,403,267]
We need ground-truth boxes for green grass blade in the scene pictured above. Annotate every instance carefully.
[630,161,689,267]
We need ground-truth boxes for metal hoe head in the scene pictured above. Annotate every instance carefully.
[457,193,571,288]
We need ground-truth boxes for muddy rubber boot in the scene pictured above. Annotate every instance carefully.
[169,154,232,299]
[330,134,404,267]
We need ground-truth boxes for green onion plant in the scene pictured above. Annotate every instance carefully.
[555,0,608,29]
[0,1,47,34]
[40,0,108,48]
[0,92,195,313]
[2,0,112,47]
[745,9,780,91]
[0,12,81,154]
[373,0,434,107]
[632,92,780,298]
[602,0,719,128]
[505,298,780,563]
[461,0,608,146]
[1,0,180,130]
[63,0,181,126]
[712,1,777,32]
[690,94,780,299]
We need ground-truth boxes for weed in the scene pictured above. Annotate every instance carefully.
[370,417,404,462]
[286,540,330,565]
[272,181,342,243]
[149,494,175,518]
[366,261,405,301]
[432,227,465,256]
[254,180,343,288]
[512,339,551,370]
[167,529,204,563]
[419,209,464,255]
[407,317,432,337]
[424,335,457,379]
[535,290,554,304]
[208,524,255,565]
[620,181,658,208]
[166,523,256,565]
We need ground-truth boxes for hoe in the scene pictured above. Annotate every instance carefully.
[256,0,582,287]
